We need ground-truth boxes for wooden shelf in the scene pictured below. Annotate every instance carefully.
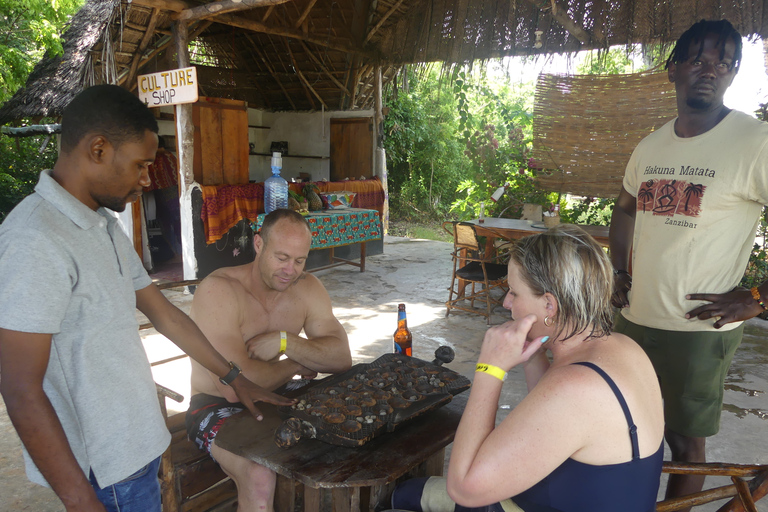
[249,152,327,160]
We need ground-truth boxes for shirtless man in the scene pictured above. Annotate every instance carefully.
[186,208,352,511]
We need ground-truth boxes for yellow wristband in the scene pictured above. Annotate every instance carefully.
[476,363,507,382]
[279,331,287,355]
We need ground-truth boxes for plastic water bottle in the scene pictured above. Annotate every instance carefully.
[264,152,288,214]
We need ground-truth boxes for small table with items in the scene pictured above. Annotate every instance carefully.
[468,218,610,248]
[215,352,469,512]
[252,208,382,272]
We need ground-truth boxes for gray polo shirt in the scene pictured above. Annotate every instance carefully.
[0,170,170,488]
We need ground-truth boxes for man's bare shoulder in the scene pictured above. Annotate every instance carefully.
[194,266,251,304]
[291,272,329,297]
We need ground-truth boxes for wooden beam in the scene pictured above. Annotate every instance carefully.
[299,42,351,96]
[294,0,318,28]
[718,470,768,512]
[174,0,290,22]
[119,21,213,88]
[521,0,593,45]
[172,20,194,188]
[349,66,362,107]
[210,12,363,55]
[340,63,352,109]
[350,0,369,45]
[656,485,738,512]
[285,40,325,109]
[172,19,196,281]
[662,462,766,477]
[364,0,406,43]
[245,34,297,110]
[1,124,61,136]
[374,65,382,141]
[731,477,759,512]
[235,36,273,110]
[125,8,162,90]
[129,0,190,13]
[262,5,275,21]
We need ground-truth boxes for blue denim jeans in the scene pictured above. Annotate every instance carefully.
[89,457,161,512]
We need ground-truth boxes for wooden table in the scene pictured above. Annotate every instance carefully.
[215,393,467,512]
[467,218,610,248]
[450,219,610,304]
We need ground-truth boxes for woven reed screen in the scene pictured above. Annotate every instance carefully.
[532,71,677,199]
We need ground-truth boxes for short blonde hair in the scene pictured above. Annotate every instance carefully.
[508,224,613,341]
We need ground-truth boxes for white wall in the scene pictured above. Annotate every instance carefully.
[247,109,374,183]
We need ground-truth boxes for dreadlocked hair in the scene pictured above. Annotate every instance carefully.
[664,19,742,73]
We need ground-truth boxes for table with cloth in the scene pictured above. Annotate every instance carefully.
[199,178,385,245]
[251,208,381,272]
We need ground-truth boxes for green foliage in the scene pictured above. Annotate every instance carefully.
[741,106,768,306]
[0,0,83,103]
[739,206,768,300]
[576,47,637,75]
[449,67,554,219]
[740,242,768,291]
[383,66,468,219]
[560,197,615,226]
[0,135,57,222]
[0,0,82,220]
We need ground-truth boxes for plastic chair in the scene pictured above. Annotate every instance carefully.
[444,221,508,325]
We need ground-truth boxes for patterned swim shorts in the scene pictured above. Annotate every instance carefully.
[185,393,245,455]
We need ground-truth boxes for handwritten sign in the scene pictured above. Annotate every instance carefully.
[138,67,198,107]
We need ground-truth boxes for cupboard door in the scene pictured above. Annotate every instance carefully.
[193,98,248,185]
[221,107,248,185]
[200,105,224,184]
[330,118,373,181]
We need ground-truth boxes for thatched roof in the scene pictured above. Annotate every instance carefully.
[2,0,768,122]
[0,0,121,123]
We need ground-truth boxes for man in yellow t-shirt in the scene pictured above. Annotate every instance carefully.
[610,19,768,510]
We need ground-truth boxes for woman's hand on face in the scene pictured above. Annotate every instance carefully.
[479,314,547,370]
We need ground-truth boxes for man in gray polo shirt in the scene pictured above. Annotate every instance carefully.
[0,85,291,512]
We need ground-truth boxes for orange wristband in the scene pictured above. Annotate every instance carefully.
[751,287,767,310]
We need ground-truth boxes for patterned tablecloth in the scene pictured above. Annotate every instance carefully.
[200,178,386,244]
[251,209,382,250]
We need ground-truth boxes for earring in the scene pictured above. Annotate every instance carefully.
[544,315,554,327]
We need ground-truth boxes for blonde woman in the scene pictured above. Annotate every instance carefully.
[391,225,664,512]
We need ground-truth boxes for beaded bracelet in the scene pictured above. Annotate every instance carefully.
[279,331,287,354]
[750,287,768,311]
[475,363,507,382]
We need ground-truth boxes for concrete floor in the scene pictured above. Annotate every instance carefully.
[1,236,766,511]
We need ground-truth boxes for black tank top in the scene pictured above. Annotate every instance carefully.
[512,362,663,512]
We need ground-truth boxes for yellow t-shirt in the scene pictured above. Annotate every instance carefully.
[621,110,768,332]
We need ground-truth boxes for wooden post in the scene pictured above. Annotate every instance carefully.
[172,20,197,280]
[374,66,389,234]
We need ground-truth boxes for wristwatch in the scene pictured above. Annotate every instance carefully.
[219,361,241,386]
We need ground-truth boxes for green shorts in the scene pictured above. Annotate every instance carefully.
[614,314,743,438]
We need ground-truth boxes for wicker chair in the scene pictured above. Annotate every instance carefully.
[444,221,508,325]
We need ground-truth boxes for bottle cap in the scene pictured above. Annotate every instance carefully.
[271,152,282,168]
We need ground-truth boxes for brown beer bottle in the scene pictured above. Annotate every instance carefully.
[393,303,413,357]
